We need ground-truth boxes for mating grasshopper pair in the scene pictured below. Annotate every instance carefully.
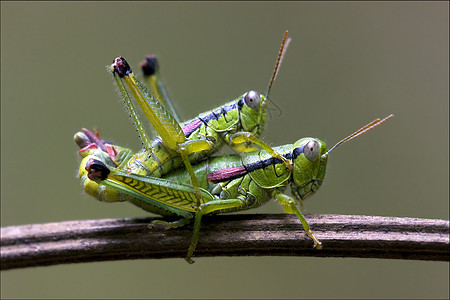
[74,31,393,263]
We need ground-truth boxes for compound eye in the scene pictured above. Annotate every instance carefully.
[304,140,320,162]
[244,90,261,109]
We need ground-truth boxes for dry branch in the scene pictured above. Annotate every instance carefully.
[1,214,449,270]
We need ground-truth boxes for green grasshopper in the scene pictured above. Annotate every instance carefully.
[76,114,393,263]
[108,31,293,204]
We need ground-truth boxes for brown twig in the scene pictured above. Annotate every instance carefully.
[1,214,449,270]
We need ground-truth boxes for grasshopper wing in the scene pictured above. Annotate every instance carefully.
[105,169,214,215]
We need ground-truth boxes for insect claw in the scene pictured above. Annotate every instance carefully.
[148,220,169,230]
[307,231,323,250]
[284,160,294,171]
[185,256,195,264]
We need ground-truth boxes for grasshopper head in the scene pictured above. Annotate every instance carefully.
[291,138,328,200]
[290,114,394,201]
[239,90,267,137]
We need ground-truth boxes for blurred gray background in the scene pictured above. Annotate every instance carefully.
[1,2,448,298]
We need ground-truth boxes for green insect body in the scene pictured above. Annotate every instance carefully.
[122,89,267,178]
[80,136,326,262]
[108,31,292,203]
[77,113,393,263]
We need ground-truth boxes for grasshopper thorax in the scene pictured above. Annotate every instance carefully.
[291,137,328,200]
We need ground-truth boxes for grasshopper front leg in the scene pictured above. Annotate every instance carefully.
[230,131,294,171]
[272,190,322,249]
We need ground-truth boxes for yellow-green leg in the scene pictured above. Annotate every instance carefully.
[273,191,322,249]
[149,217,191,229]
[179,140,214,207]
[231,132,293,171]
[114,60,213,207]
[186,198,246,264]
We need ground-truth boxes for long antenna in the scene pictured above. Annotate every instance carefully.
[325,114,394,156]
[265,30,291,100]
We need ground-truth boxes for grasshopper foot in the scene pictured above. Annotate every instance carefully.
[307,231,322,250]
[148,218,190,230]
[314,241,323,250]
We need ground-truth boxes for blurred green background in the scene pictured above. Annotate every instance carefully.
[1,2,448,299]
